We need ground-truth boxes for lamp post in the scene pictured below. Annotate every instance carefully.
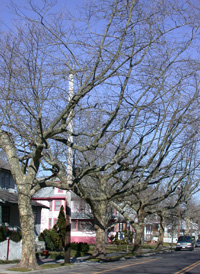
[127,220,130,254]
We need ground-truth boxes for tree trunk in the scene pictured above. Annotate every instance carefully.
[156,214,165,250]
[93,224,106,258]
[17,193,39,269]
[0,130,39,269]
[132,222,144,253]
[92,201,107,259]
[132,210,146,254]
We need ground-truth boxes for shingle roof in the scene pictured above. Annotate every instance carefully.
[71,212,93,219]
[0,190,49,208]
[33,187,55,198]
[0,159,10,171]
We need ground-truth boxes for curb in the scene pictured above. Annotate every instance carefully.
[0,248,175,274]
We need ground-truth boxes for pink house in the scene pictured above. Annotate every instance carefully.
[32,184,125,244]
[33,186,97,243]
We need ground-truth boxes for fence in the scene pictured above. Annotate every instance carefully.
[0,238,22,260]
[152,236,177,244]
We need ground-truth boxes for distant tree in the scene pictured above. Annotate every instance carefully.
[110,168,199,253]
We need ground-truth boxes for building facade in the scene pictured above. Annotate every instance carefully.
[0,159,47,232]
[33,187,97,243]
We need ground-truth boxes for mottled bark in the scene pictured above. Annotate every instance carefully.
[0,131,40,269]
[156,214,165,250]
[17,193,39,269]
[132,211,146,253]
[132,222,144,253]
[92,201,107,259]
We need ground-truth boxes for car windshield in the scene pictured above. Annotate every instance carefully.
[178,236,192,242]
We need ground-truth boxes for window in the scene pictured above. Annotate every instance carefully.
[2,206,10,223]
[5,175,10,189]
[78,221,94,232]
[54,218,58,225]
[33,210,37,223]
[0,174,10,189]
[1,177,5,189]
[71,220,77,231]
[73,200,91,213]
[58,189,64,193]
[119,223,123,231]
[55,201,61,211]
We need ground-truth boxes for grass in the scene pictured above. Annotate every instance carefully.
[39,242,173,260]
[0,260,20,264]
[0,242,175,271]
[41,263,72,269]
[7,267,32,272]
[7,263,75,272]
[43,244,130,260]
[7,263,72,272]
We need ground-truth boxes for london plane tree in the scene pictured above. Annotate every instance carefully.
[0,0,200,268]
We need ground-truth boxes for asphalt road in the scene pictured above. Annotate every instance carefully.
[49,248,200,274]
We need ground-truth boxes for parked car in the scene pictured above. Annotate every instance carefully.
[176,236,194,251]
[195,239,200,247]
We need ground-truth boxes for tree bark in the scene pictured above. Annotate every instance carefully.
[132,222,144,253]
[132,211,146,254]
[92,201,107,259]
[156,214,165,250]
[17,193,39,269]
[0,130,39,269]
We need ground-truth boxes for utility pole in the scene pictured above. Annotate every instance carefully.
[177,204,180,238]
[65,72,74,264]
[177,186,181,238]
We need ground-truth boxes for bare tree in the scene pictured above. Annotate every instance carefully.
[110,163,200,253]
[0,0,200,268]
[68,105,200,257]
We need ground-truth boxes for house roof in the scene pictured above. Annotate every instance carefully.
[0,159,11,171]
[71,212,93,219]
[0,190,49,208]
[34,187,55,198]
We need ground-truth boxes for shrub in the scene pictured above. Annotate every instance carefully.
[40,227,90,253]
[40,206,70,251]
[9,231,22,242]
[39,229,61,250]
[0,227,7,242]
[109,230,133,245]
[0,227,21,242]
[71,242,89,256]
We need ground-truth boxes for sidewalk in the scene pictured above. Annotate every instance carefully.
[0,249,173,274]
[0,257,85,274]
[0,254,101,274]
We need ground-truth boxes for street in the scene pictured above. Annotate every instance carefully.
[48,248,200,274]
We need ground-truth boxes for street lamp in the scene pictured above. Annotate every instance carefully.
[127,220,130,254]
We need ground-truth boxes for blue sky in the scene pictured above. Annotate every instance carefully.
[0,0,82,33]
